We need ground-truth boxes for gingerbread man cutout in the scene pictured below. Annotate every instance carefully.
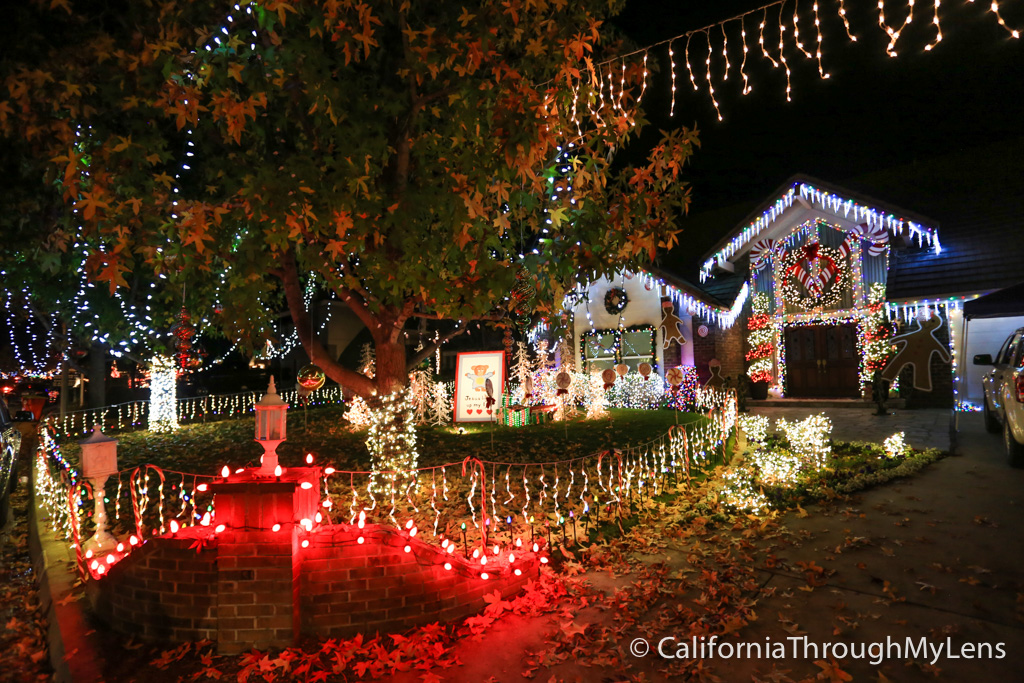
[659,300,687,348]
[880,314,951,392]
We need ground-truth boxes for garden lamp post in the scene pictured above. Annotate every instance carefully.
[255,377,288,475]
[80,427,118,551]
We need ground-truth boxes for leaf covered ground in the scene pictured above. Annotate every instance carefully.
[0,484,52,682]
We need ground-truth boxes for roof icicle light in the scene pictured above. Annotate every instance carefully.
[700,182,940,282]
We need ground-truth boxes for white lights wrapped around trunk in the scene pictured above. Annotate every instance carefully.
[149,354,179,433]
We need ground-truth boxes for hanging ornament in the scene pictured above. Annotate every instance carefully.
[555,371,572,396]
[659,301,686,348]
[665,366,684,387]
[638,362,652,381]
[171,307,198,371]
[604,287,629,315]
[601,368,617,390]
[614,363,628,378]
[502,327,514,357]
[297,364,326,391]
[697,324,709,338]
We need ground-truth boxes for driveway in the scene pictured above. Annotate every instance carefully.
[391,410,1024,682]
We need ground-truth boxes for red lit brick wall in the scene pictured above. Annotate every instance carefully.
[87,524,539,654]
[299,525,536,639]
[86,537,218,643]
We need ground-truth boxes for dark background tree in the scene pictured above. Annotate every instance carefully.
[1,0,698,402]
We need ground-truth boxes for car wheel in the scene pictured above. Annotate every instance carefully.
[1005,419,1024,468]
[983,396,1001,433]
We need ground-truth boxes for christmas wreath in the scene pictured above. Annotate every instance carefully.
[604,287,629,315]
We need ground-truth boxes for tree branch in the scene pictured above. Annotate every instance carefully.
[280,247,376,397]
[406,324,468,372]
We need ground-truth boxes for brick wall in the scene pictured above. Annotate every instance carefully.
[88,524,540,654]
[692,318,717,385]
[86,537,218,643]
[300,525,535,639]
[692,311,748,385]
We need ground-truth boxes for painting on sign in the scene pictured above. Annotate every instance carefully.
[454,350,506,423]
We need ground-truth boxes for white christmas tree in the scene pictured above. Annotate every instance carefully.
[359,343,376,378]
[555,335,575,373]
[408,369,432,425]
[428,381,450,426]
[512,341,532,402]
[586,372,608,420]
[346,395,371,428]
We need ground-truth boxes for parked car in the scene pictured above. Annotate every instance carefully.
[974,327,1024,466]
[1,397,34,530]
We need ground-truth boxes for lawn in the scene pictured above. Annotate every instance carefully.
[53,406,708,476]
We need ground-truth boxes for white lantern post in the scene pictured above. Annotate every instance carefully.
[255,377,288,475]
[80,427,119,551]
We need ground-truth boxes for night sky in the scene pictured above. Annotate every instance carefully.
[611,1,1024,219]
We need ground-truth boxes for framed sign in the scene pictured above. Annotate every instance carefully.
[454,350,506,423]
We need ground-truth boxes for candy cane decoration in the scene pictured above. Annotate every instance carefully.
[462,457,488,547]
[749,238,776,270]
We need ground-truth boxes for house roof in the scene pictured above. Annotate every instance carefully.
[841,136,1024,301]
[695,174,941,282]
[662,135,1024,303]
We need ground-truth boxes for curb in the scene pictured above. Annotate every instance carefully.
[28,444,106,683]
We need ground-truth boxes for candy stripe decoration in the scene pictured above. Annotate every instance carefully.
[749,238,776,271]
[849,222,889,256]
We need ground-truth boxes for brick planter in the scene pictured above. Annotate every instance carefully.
[86,467,541,653]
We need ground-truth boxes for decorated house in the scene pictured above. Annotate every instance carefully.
[565,137,1024,409]
[569,270,747,384]
[680,138,1024,408]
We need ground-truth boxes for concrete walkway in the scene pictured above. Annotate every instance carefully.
[390,410,1023,682]
[750,406,954,451]
[716,410,1024,680]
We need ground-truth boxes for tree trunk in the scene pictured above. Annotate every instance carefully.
[374,337,408,397]
[87,342,107,409]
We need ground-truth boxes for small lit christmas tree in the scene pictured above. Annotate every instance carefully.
[586,372,608,419]
[745,293,774,384]
[428,381,450,426]
[512,341,532,402]
[862,282,895,386]
[345,395,371,428]
[359,343,376,378]
[408,369,432,425]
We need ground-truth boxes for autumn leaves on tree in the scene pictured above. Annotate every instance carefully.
[1,0,698,401]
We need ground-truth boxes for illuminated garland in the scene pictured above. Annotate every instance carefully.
[745,293,775,383]
[861,283,894,384]
[701,183,937,281]
[43,391,739,582]
[779,242,849,310]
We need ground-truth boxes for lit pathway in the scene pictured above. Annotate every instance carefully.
[750,406,954,451]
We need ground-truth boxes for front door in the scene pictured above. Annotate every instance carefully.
[784,324,860,398]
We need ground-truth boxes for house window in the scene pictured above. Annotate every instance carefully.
[580,326,656,372]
